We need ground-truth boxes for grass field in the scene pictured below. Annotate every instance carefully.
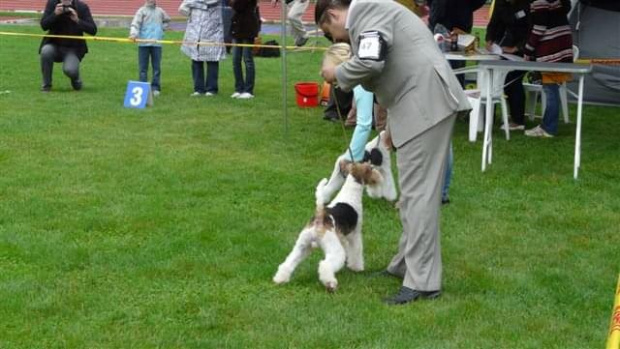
[1,25,619,348]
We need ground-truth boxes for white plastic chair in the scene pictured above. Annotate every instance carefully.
[454,66,511,142]
[523,45,580,123]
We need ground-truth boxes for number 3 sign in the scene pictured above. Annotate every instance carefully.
[123,81,153,109]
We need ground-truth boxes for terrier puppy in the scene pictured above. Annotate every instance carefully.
[315,130,397,205]
[273,162,383,292]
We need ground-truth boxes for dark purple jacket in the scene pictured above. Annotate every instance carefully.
[229,0,260,40]
[428,0,487,33]
[39,0,97,61]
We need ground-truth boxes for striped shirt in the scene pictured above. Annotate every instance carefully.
[524,0,573,63]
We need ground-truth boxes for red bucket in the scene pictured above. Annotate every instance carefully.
[294,82,320,108]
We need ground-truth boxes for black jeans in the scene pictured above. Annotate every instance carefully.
[504,70,526,125]
[232,39,255,94]
[138,46,162,91]
[192,60,219,94]
[40,44,80,88]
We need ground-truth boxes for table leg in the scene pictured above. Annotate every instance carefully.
[574,75,585,179]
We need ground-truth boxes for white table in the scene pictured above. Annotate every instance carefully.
[444,53,501,61]
[477,60,593,179]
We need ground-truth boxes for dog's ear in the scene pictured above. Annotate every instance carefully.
[369,148,383,166]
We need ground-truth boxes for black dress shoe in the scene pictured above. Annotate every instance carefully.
[383,286,441,305]
[41,85,51,92]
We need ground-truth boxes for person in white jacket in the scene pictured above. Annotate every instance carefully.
[179,0,226,96]
[129,0,171,96]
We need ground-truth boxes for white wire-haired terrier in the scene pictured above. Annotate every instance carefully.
[273,162,383,292]
[315,130,398,205]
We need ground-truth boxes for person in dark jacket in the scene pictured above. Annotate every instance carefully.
[485,0,531,130]
[428,0,486,34]
[39,0,97,92]
[427,0,487,86]
[229,0,260,98]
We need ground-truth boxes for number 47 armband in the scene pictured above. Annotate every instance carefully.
[357,31,387,61]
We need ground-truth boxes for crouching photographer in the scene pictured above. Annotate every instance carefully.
[39,0,97,92]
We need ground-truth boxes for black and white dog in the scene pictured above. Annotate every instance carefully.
[273,162,383,292]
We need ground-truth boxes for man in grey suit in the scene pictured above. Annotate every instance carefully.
[316,0,470,305]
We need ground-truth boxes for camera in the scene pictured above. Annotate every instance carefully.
[58,0,72,13]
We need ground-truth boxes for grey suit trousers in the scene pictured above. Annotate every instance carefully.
[387,113,456,291]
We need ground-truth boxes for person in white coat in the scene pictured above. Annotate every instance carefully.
[179,0,226,96]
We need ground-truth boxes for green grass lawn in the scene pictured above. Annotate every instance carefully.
[1,25,619,348]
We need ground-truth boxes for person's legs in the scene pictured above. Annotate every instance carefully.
[541,83,560,135]
[324,87,353,121]
[449,60,466,88]
[504,70,526,126]
[192,60,205,93]
[40,44,59,90]
[287,0,309,45]
[387,114,455,294]
[206,61,219,94]
[62,51,81,90]
[232,41,243,93]
[138,46,149,83]
[151,46,162,92]
[242,41,255,94]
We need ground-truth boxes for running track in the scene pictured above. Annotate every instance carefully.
[0,0,490,27]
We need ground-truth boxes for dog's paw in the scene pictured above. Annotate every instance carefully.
[273,273,290,284]
[273,266,291,284]
[347,263,364,272]
[324,281,338,293]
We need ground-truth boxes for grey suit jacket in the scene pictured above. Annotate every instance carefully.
[335,0,471,148]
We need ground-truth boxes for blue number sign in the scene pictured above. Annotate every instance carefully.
[123,81,153,109]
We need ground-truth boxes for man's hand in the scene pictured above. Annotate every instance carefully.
[502,46,518,54]
[54,3,64,16]
[321,64,336,84]
[67,7,79,22]
[485,40,493,51]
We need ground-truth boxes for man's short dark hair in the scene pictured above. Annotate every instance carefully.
[314,0,351,25]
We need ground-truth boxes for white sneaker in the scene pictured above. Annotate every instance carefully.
[153,90,160,97]
[230,92,241,98]
[525,125,554,138]
[205,92,216,97]
[237,92,254,99]
[190,92,202,97]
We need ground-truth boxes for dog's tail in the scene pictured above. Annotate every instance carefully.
[312,203,331,237]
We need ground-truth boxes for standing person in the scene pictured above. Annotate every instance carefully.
[317,0,471,305]
[524,0,573,138]
[179,0,227,97]
[229,0,260,99]
[427,0,487,86]
[129,0,171,97]
[486,0,531,131]
[39,0,97,92]
[271,0,310,47]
